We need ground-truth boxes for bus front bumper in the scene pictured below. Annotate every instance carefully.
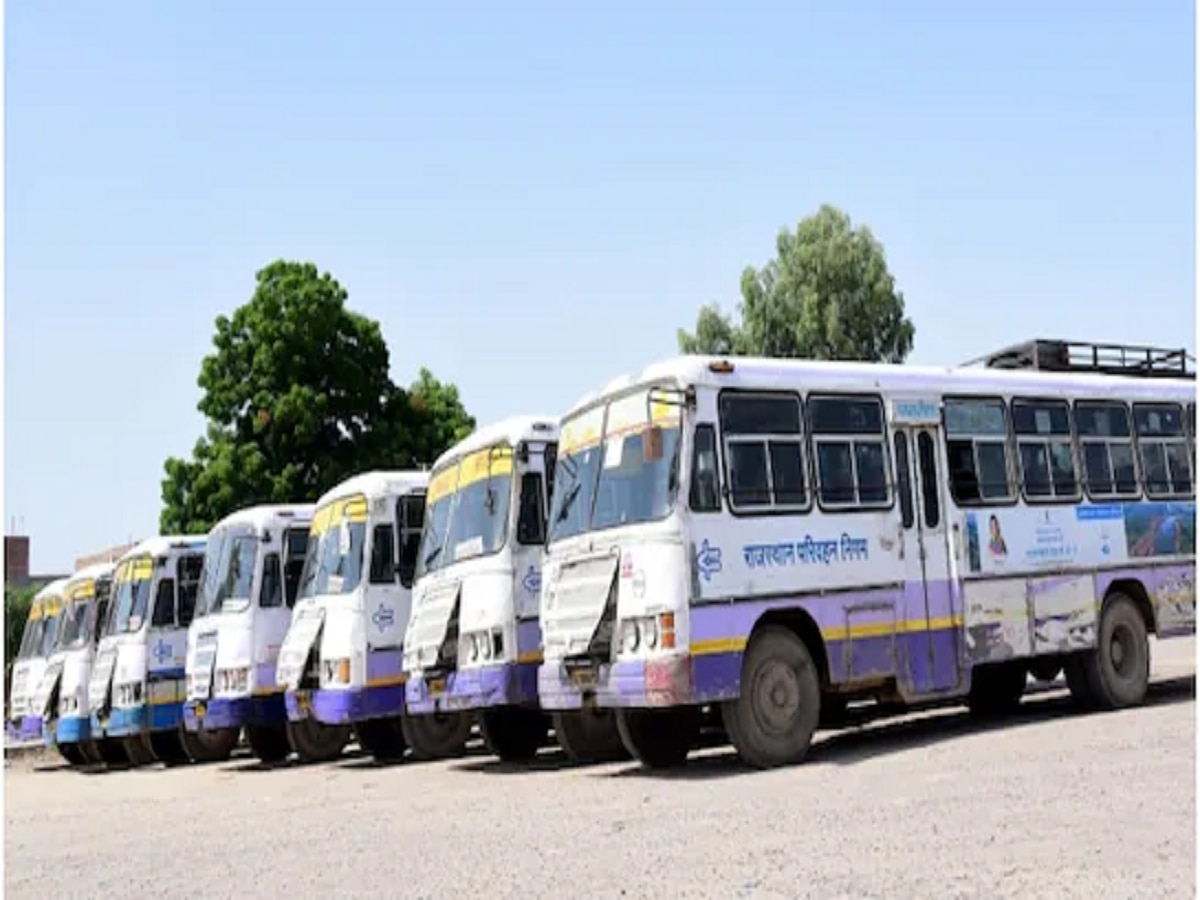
[45,715,91,746]
[405,660,539,715]
[284,683,404,726]
[7,715,42,744]
[183,693,287,732]
[91,702,182,738]
[536,655,698,710]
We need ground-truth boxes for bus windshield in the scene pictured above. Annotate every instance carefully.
[56,598,93,650]
[416,446,513,580]
[37,606,64,657]
[105,558,154,635]
[548,388,683,544]
[298,496,368,599]
[17,605,48,659]
[198,526,259,615]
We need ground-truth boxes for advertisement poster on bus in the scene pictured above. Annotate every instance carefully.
[965,501,1196,575]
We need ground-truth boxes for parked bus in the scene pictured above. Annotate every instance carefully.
[404,416,599,762]
[536,339,1196,769]
[276,471,437,763]
[183,503,314,763]
[34,563,115,765]
[87,536,207,766]
[6,578,69,745]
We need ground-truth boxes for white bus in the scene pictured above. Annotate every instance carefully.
[276,471,434,763]
[537,340,1196,769]
[87,536,207,766]
[183,503,314,764]
[403,416,574,763]
[32,564,114,765]
[6,578,69,746]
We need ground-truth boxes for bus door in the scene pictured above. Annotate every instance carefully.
[892,410,961,695]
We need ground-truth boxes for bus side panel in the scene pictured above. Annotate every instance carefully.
[1097,563,1195,638]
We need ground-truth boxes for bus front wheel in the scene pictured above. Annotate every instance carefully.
[552,709,627,763]
[355,717,407,762]
[722,625,821,769]
[401,711,473,761]
[616,707,701,769]
[480,707,548,762]
[56,743,86,766]
[123,734,157,766]
[286,719,350,764]
[179,725,239,763]
[246,724,291,764]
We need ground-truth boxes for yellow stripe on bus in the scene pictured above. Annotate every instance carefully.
[690,616,965,656]
[427,444,515,504]
[311,493,369,536]
[65,580,97,603]
[115,557,154,584]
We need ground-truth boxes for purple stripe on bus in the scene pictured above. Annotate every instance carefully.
[7,715,43,743]
[253,663,276,691]
[366,648,404,682]
[285,684,405,726]
[406,661,539,714]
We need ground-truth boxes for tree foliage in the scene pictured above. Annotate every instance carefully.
[679,204,915,363]
[5,584,37,705]
[160,260,475,534]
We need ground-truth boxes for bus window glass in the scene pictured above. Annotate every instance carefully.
[1012,399,1079,500]
[808,395,889,509]
[283,528,308,608]
[151,578,176,627]
[944,398,1013,504]
[260,553,283,608]
[688,425,721,513]
[517,473,548,544]
[396,495,425,589]
[893,432,914,528]
[1133,403,1193,497]
[718,392,806,511]
[1075,401,1139,499]
[368,525,396,584]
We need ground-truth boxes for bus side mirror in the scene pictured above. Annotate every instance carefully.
[643,425,664,462]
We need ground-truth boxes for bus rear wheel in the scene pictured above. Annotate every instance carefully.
[286,719,350,764]
[56,743,86,766]
[401,711,473,761]
[616,707,701,769]
[1068,592,1150,711]
[722,625,821,770]
[246,724,291,764]
[552,709,628,763]
[97,737,129,767]
[79,738,104,765]
[180,725,239,763]
[480,707,548,762]
[355,717,407,762]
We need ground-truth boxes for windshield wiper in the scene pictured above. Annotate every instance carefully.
[423,544,442,569]
[554,482,583,524]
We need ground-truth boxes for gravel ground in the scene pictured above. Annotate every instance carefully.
[6,638,1195,900]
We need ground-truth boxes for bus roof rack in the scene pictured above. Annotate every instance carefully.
[960,338,1195,380]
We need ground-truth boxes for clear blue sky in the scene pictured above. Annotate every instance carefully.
[6,1,1195,573]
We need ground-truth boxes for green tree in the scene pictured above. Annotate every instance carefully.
[160,260,475,533]
[6,584,37,706]
[679,204,915,362]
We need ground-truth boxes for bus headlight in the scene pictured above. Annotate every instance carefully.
[116,682,144,706]
[462,630,505,664]
[620,620,640,654]
[320,658,351,686]
[619,613,677,656]
[217,667,251,694]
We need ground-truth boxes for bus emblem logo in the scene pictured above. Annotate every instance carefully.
[696,539,722,582]
[372,604,395,632]
[152,639,173,664]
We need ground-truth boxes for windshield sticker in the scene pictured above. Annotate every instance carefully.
[696,539,723,582]
[338,521,352,556]
[454,536,485,561]
[327,574,344,594]
[742,534,870,568]
[603,435,625,470]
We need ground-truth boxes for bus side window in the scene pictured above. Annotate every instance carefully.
[943,397,1013,504]
[809,395,889,509]
[259,553,283,607]
[152,578,177,628]
[1012,398,1080,501]
[689,424,722,513]
[718,391,808,511]
[369,525,397,584]
[177,556,202,627]
[1133,402,1193,498]
[1075,400,1139,499]
[917,432,940,528]
[893,432,914,528]
[517,473,547,545]
[283,528,307,608]
[396,495,426,588]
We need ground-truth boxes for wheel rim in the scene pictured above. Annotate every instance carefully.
[753,660,801,735]
[1109,622,1136,680]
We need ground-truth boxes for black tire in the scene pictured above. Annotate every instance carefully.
[721,625,822,769]
[1079,593,1151,710]
[967,663,1027,717]
[1064,654,1095,710]
[79,739,104,765]
[818,694,851,728]
[123,734,158,767]
[286,719,350,764]
[354,717,407,762]
[552,709,629,763]
[150,730,191,767]
[615,707,701,769]
[401,711,473,761]
[97,737,129,767]
[180,725,239,763]
[246,725,292,764]
[57,743,86,766]
[480,708,548,762]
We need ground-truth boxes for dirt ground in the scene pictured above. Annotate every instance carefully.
[5,638,1195,899]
